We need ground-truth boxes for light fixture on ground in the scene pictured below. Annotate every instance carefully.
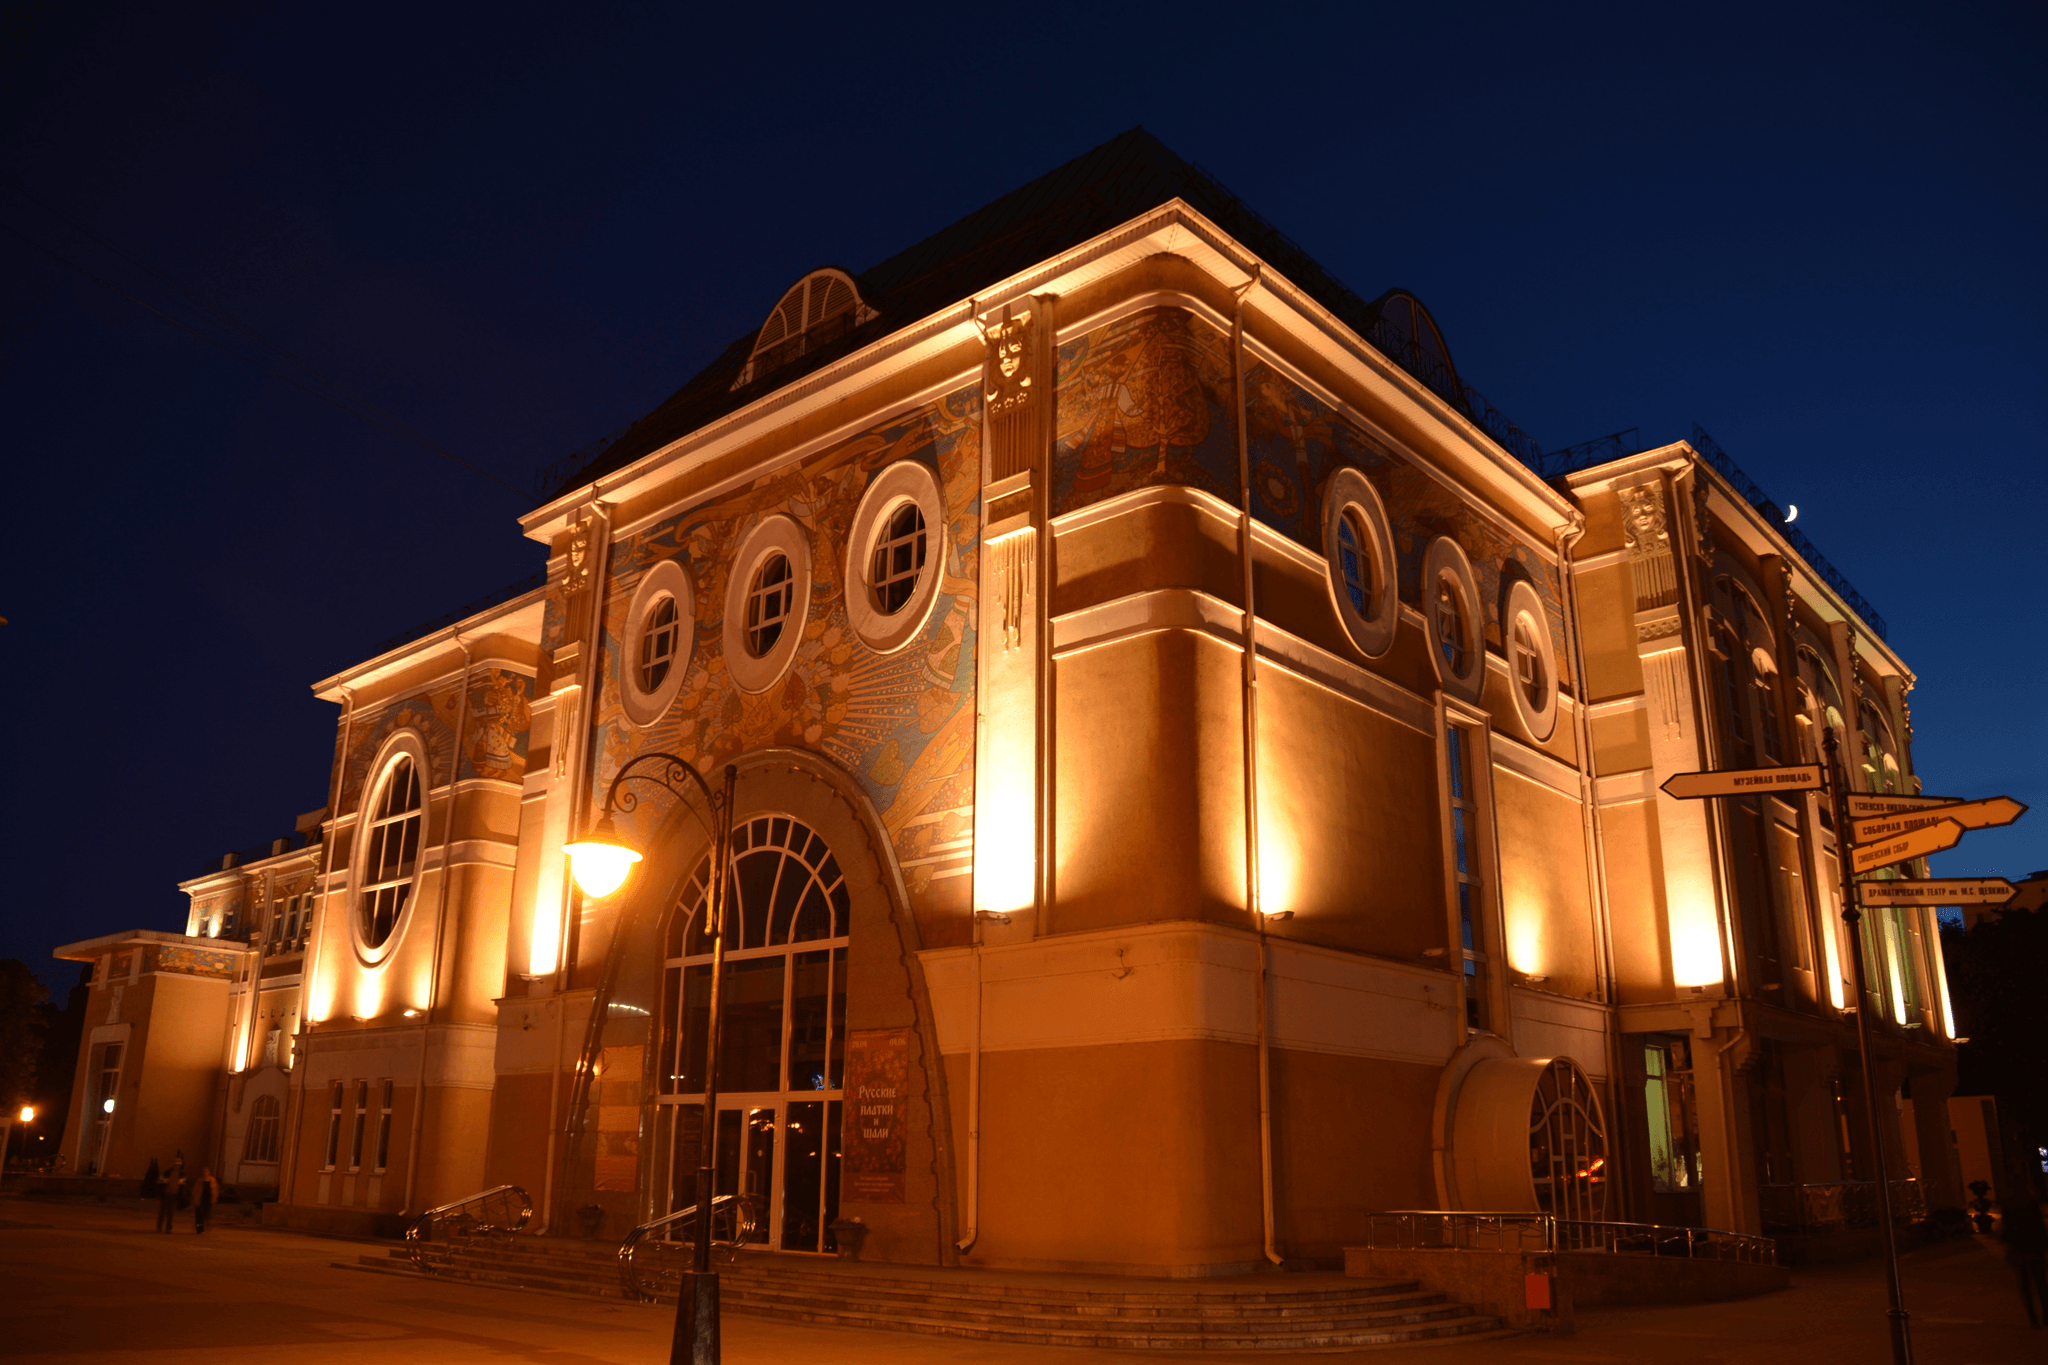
[564,752,738,1365]
[0,1106,33,1196]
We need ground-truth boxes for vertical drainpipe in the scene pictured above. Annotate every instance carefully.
[1557,517,1628,1212]
[540,494,613,1236]
[404,634,471,1215]
[956,300,990,1257]
[1230,265,1282,1268]
[280,685,354,1206]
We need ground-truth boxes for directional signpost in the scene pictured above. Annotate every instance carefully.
[1658,742,2031,1365]
[1659,763,1823,800]
[1849,818,1965,874]
[1857,878,2017,908]
[1850,796,2027,847]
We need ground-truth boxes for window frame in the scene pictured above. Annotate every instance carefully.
[373,1079,394,1172]
[323,1081,344,1170]
[1502,577,1560,740]
[350,732,430,965]
[244,1094,281,1165]
[1319,466,1398,658]
[1424,536,1484,703]
[722,515,812,694]
[1439,708,1501,1034]
[845,459,946,654]
[620,556,696,727]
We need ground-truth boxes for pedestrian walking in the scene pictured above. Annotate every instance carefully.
[2002,1189,2047,1329]
[191,1168,218,1234]
[155,1168,181,1233]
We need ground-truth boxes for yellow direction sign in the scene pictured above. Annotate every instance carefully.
[1850,818,1963,873]
[1858,878,2016,907]
[1845,793,1965,819]
[1851,796,2027,847]
[1660,764,1825,800]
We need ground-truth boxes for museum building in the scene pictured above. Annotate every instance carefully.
[56,130,1962,1272]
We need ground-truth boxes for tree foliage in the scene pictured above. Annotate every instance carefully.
[0,959,50,1109]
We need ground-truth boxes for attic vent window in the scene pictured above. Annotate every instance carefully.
[732,268,876,390]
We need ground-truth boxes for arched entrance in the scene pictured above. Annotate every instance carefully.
[655,812,850,1253]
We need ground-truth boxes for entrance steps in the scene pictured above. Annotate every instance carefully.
[340,1238,1510,1350]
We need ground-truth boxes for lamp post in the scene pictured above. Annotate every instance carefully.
[0,1106,32,1196]
[564,754,737,1365]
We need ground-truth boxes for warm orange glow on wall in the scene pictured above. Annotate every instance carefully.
[1667,874,1724,988]
[1505,908,1543,978]
[1256,823,1297,917]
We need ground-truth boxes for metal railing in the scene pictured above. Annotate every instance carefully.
[1688,424,1887,640]
[404,1184,533,1271]
[617,1195,760,1302]
[1760,1178,1925,1232]
[1364,1210,1777,1266]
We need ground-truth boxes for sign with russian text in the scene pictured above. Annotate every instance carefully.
[1850,796,2026,847]
[1850,818,1964,873]
[842,1027,910,1203]
[1660,764,1824,800]
[1858,878,2016,907]
[1845,793,1966,819]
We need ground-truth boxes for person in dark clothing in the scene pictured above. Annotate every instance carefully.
[191,1168,218,1233]
[140,1157,160,1199]
[155,1169,181,1233]
[2002,1190,2048,1329]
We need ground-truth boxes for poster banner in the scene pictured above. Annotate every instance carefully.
[842,1027,910,1203]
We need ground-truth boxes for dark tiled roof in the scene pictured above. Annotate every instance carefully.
[541,128,1403,500]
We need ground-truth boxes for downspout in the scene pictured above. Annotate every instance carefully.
[404,634,471,1215]
[1556,518,1629,1207]
[956,300,989,1257]
[281,685,355,1204]
[1230,265,1283,1268]
[540,495,614,1235]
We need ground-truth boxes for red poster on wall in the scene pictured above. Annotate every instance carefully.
[842,1028,910,1203]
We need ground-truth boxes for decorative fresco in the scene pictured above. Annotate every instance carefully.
[1242,362,1571,683]
[332,667,533,815]
[1051,306,1240,517]
[1048,304,1569,688]
[588,381,982,937]
[152,944,238,979]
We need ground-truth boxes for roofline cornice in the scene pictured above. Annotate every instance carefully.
[519,200,1578,544]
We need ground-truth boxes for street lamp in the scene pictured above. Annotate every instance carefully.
[564,753,737,1365]
[0,1106,32,1196]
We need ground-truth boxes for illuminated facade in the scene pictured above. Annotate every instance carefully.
[66,130,1959,1264]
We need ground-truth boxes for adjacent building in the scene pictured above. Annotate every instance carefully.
[57,130,1961,1268]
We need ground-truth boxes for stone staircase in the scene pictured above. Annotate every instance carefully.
[341,1237,1509,1350]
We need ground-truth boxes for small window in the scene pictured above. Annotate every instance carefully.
[1512,616,1544,708]
[746,554,795,657]
[323,1082,343,1169]
[245,1095,281,1164]
[1446,723,1488,1031]
[1435,576,1469,676]
[640,596,680,691]
[869,503,927,614]
[348,1080,368,1171]
[374,1080,394,1171]
[1336,510,1373,616]
[360,755,422,949]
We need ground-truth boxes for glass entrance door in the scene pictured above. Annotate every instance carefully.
[657,815,850,1253]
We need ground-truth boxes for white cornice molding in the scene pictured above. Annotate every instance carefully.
[312,590,546,702]
[523,199,1577,546]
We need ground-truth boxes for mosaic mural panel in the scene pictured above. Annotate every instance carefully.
[331,668,533,815]
[587,381,982,930]
[1051,306,1239,517]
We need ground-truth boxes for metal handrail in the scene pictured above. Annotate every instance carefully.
[403,1184,533,1271]
[1364,1210,1777,1266]
[618,1195,759,1301]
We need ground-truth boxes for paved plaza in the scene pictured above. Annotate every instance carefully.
[0,1200,2039,1364]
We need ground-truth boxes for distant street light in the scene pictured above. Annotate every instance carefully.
[565,753,738,1365]
[0,1105,35,1196]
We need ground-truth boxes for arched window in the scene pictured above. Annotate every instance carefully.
[1365,289,1462,405]
[730,269,877,390]
[869,502,927,614]
[245,1095,281,1164]
[640,597,680,691]
[657,815,851,1254]
[1859,699,1902,794]
[1435,575,1469,676]
[359,755,422,949]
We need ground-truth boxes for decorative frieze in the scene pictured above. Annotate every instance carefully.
[1618,482,1677,611]
[982,298,1051,484]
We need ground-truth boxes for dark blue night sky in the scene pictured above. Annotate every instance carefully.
[3,3,2042,973]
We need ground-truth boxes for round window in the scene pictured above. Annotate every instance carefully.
[1423,536,1484,703]
[358,751,423,951]
[1503,577,1560,740]
[845,459,947,654]
[620,556,695,728]
[1319,467,1397,658]
[722,515,812,694]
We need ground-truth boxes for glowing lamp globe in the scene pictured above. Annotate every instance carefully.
[18,1106,32,1123]
[565,815,643,899]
